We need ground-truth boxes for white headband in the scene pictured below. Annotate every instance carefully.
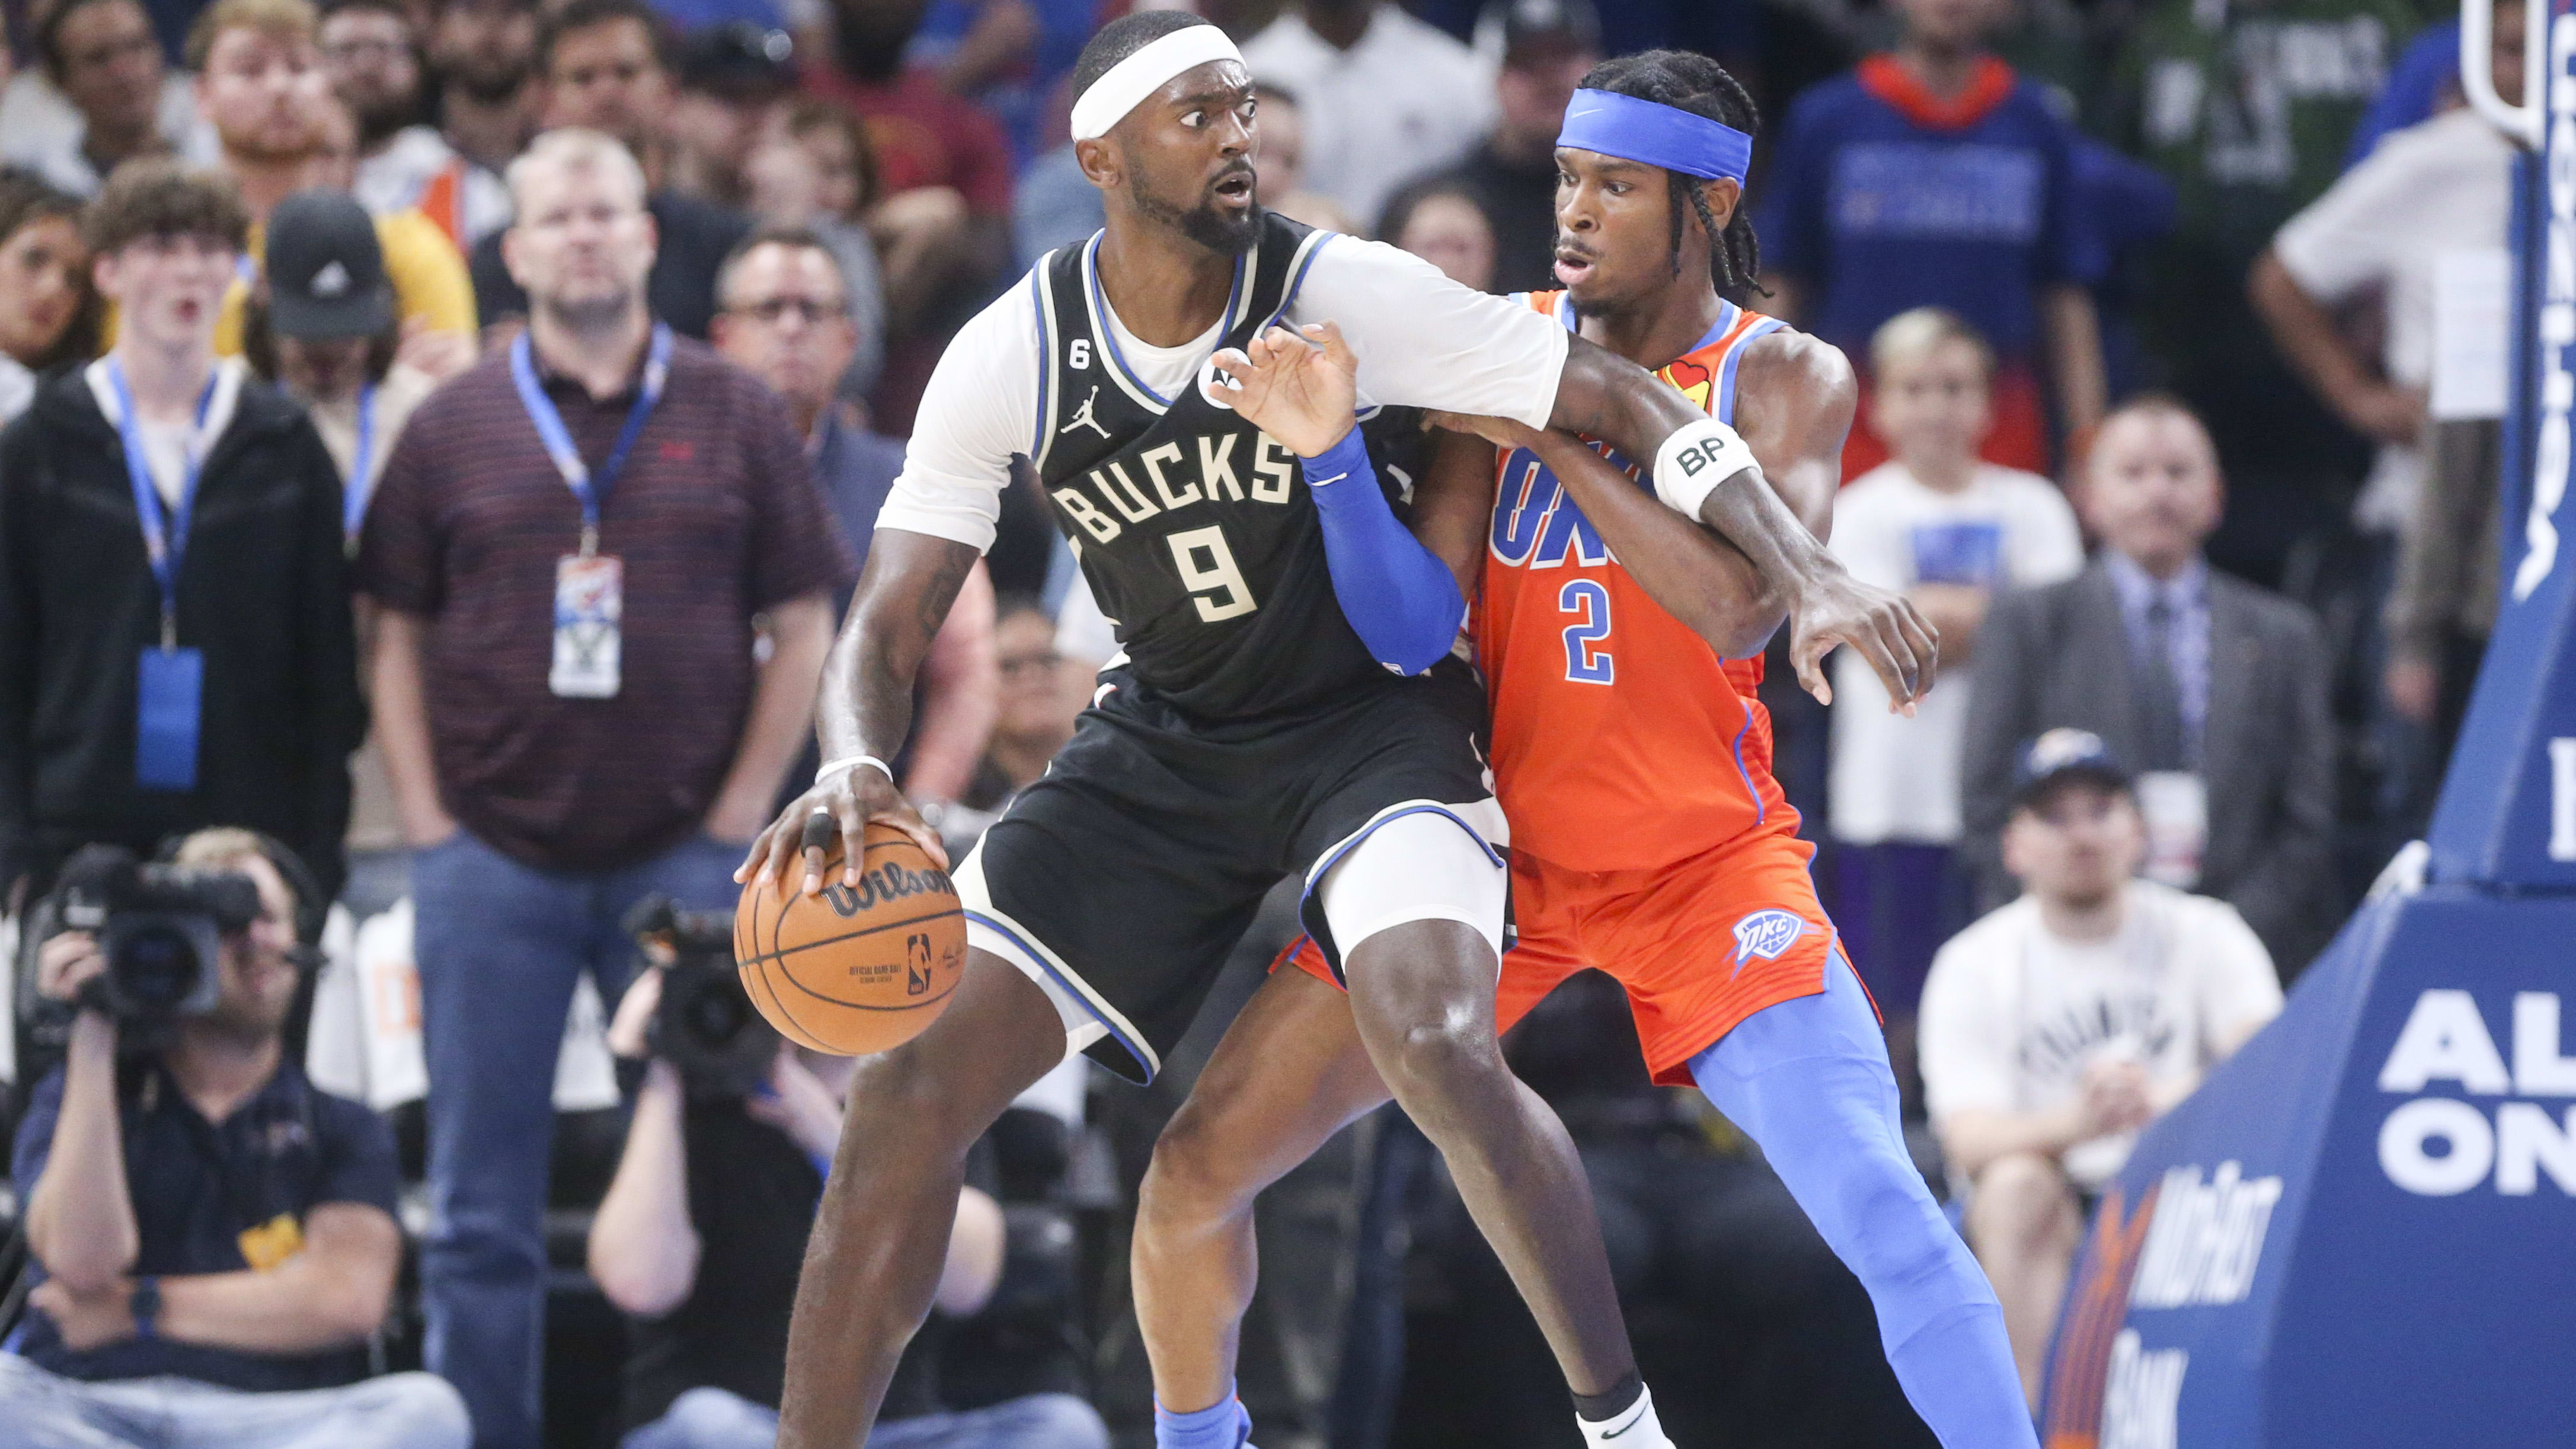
[1068,25,1245,141]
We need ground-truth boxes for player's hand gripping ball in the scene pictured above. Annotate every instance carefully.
[734,820,967,1055]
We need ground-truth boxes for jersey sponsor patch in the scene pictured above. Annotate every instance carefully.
[1731,908,1807,966]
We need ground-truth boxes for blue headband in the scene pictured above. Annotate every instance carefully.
[1556,88,1751,183]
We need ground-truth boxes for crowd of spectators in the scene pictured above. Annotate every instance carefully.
[0,0,2515,1442]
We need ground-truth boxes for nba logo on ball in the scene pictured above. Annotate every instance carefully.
[1731,909,1805,966]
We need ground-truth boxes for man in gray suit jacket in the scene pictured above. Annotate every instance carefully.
[1962,397,2337,974]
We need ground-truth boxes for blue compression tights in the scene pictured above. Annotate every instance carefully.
[1689,957,2037,1449]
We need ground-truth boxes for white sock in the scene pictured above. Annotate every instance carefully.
[1575,1384,1671,1449]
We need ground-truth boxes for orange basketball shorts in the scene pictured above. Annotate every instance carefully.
[1280,820,1853,1086]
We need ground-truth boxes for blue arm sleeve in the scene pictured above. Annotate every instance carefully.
[1303,427,1466,676]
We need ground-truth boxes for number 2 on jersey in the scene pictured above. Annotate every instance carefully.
[1559,579,1613,684]
[1169,525,1258,623]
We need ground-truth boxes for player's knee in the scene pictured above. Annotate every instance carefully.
[1970,1153,2079,1252]
[1371,1014,1510,1131]
[1139,1103,1264,1225]
[845,1042,987,1153]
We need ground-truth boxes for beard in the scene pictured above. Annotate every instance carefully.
[350,88,417,148]
[1131,164,1261,257]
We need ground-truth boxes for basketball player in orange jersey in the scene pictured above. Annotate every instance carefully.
[1131,51,2037,1449]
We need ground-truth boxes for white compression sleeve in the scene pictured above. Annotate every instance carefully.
[1317,810,1507,963]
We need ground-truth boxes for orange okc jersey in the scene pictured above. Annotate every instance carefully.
[1479,293,1793,873]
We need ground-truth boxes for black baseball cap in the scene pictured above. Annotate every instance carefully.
[264,190,394,340]
[680,21,795,101]
[1490,0,1600,63]
[2012,728,2134,810]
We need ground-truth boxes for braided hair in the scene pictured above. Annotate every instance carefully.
[1577,50,1765,304]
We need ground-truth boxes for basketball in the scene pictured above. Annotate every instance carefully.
[733,821,968,1055]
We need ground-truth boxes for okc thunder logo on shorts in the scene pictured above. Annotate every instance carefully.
[1731,909,1806,966]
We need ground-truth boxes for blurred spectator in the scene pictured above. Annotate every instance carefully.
[468,0,755,339]
[667,20,797,206]
[6,828,471,1449]
[242,191,439,920]
[0,0,219,197]
[803,0,1012,339]
[2101,0,2415,575]
[241,190,437,519]
[961,595,1079,813]
[175,0,478,357]
[1241,0,1495,229]
[1826,308,2082,1032]
[740,97,888,391]
[0,161,362,907]
[1247,81,1355,234]
[0,167,98,425]
[1961,396,2336,974]
[1757,0,2104,480]
[2252,4,2515,537]
[353,128,847,1449]
[324,0,513,250]
[2251,0,2518,827]
[1407,0,1597,293]
[591,963,1108,1449]
[709,225,995,802]
[1921,729,2281,1401]
[425,0,539,175]
[1377,176,1494,291]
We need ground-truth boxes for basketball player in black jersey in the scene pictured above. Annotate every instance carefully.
[739,14,1936,1449]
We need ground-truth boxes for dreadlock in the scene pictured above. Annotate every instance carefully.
[1578,50,1766,305]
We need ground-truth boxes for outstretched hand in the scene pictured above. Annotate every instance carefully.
[1788,567,1939,713]
[1208,321,1358,457]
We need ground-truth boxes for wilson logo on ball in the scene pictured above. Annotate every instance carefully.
[822,863,956,920]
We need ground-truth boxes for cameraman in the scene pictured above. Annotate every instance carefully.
[5,828,468,1449]
[593,963,1108,1449]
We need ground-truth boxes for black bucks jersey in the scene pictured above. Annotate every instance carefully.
[1031,213,1428,720]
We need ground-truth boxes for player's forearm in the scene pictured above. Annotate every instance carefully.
[1305,431,1468,674]
[587,1061,703,1317]
[906,563,999,803]
[26,1014,139,1291]
[824,531,982,771]
[1522,427,1782,659]
[1549,339,1839,596]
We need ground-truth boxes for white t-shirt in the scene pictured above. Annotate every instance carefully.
[875,233,1568,553]
[2273,107,2512,532]
[84,358,249,508]
[1239,7,1497,228]
[1918,880,2284,1187]
[354,126,514,250]
[1826,461,2083,844]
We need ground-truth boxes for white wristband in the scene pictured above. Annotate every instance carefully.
[816,755,894,787]
[1650,416,1762,520]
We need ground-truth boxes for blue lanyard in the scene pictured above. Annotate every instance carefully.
[509,323,673,557]
[342,384,377,541]
[107,360,218,649]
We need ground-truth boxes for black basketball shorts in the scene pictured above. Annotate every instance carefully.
[956,656,1507,1083]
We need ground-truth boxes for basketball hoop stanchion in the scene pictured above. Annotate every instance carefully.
[2033,4,2576,1444]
